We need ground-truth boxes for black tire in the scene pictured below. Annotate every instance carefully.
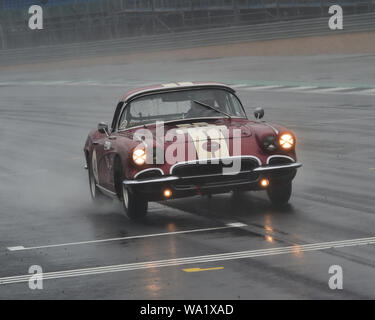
[88,160,105,204]
[267,182,292,207]
[115,161,148,220]
[121,184,148,221]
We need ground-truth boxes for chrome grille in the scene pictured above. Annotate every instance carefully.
[172,158,259,177]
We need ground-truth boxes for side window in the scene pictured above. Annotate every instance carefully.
[229,94,245,117]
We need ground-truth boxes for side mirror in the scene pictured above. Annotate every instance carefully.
[254,107,264,120]
[98,122,109,136]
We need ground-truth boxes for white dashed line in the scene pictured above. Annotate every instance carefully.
[231,84,248,88]
[236,84,375,95]
[275,86,318,91]
[356,88,375,95]
[6,222,247,251]
[6,246,25,251]
[242,85,283,91]
[309,87,356,93]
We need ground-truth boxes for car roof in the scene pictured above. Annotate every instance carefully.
[119,81,235,103]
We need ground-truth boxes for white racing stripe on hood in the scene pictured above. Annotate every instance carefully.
[176,123,230,160]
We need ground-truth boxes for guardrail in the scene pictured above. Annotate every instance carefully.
[0,11,374,65]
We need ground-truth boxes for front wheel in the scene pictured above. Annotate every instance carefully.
[267,182,292,207]
[122,184,148,221]
[88,161,105,204]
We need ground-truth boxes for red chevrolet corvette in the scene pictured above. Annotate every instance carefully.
[84,82,301,220]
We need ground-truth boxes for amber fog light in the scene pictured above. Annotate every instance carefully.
[163,189,172,198]
[260,178,269,187]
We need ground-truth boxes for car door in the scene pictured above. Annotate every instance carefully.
[92,134,117,192]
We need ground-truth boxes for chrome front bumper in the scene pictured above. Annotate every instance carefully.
[253,162,302,172]
[123,162,302,189]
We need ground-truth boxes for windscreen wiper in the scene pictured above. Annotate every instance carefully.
[193,100,232,119]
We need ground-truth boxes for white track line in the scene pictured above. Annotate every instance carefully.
[357,88,375,95]
[309,87,356,93]
[2,236,375,285]
[237,85,375,95]
[242,85,283,91]
[7,222,247,252]
[230,84,248,88]
[275,86,318,91]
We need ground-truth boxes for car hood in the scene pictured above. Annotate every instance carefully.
[119,117,287,144]
[119,118,295,178]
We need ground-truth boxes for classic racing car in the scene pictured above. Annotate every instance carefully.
[84,82,301,220]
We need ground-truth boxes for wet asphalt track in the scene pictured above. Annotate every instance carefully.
[0,55,375,299]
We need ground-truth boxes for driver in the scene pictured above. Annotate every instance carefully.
[185,98,218,118]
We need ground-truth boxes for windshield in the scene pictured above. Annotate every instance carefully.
[118,88,246,130]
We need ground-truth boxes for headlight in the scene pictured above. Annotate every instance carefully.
[279,133,294,150]
[132,148,146,166]
[263,135,277,152]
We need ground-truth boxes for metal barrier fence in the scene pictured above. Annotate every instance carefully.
[0,0,95,10]
[0,0,374,49]
[1,11,374,65]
